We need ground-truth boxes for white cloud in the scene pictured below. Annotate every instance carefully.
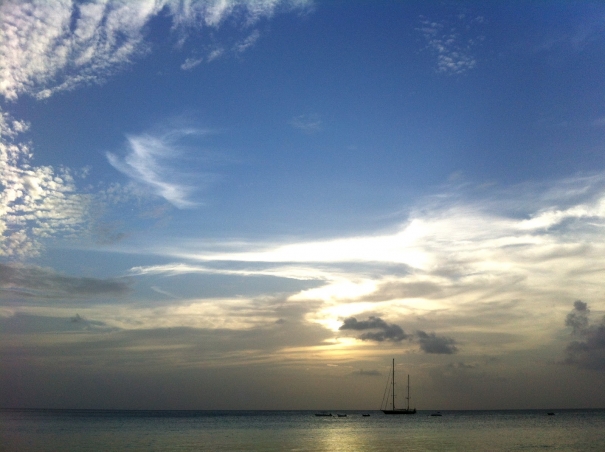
[0,0,313,101]
[417,14,484,75]
[162,175,605,278]
[0,111,91,257]
[234,29,260,53]
[207,47,226,62]
[181,56,204,70]
[181,28,260,68]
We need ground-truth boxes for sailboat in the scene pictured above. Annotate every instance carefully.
[381,358,416,415]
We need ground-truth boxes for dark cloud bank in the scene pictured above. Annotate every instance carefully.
[339,316,409,342]
[339,316,458,354]
[416,330,458,354]
[564,300,605,371]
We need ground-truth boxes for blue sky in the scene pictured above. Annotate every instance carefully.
[2,0,605,410]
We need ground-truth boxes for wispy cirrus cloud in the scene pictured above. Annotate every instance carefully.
[235,30,261,53]
[128,262,338,282]
[107,127,213,209]
[0,0,313,101]
[532,8,605,55]
[180,29,261,69]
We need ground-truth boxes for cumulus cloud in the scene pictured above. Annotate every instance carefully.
[339,316,409,342]
[0,262,131,299]
[417,14,484,74]
[0,111,91,257]
[564,301,605,371]
[107,127,213,208]
[416,330,458,354]
[0,0,312,101]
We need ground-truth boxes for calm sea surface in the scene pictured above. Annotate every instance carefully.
[1,409,604,451]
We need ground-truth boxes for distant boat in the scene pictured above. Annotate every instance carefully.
[362,414,370,417]
[381,358,416,415]
[430,412,442,417]
[337,414,347,417]
[315,412,332,417]
[547,412,555,416]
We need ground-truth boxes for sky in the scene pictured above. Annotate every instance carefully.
[1,0,605,411]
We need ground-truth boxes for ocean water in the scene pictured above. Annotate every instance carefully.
[1,409,605,451]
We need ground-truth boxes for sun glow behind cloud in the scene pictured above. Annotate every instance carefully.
[2,0,605,411]
[3,169,600,361]
[109,172,605,358]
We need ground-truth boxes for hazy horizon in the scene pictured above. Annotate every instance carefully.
[2,0,605,411]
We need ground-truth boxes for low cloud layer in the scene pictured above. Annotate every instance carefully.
[0,263,131,299]
[564,301,605,371]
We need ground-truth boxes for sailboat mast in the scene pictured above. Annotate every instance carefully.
[381,358,416,414]
[392,358,395,410]
[407,374,410,410]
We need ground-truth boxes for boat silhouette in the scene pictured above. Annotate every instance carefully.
[381,358,416,415]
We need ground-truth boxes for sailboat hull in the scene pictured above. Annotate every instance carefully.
[382,409,416,415]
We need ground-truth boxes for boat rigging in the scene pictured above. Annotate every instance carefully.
[381,358,416,415]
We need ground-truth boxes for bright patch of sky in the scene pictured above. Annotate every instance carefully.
[2,0,605,410]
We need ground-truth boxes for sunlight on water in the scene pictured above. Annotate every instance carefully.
[1,410,605,452]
